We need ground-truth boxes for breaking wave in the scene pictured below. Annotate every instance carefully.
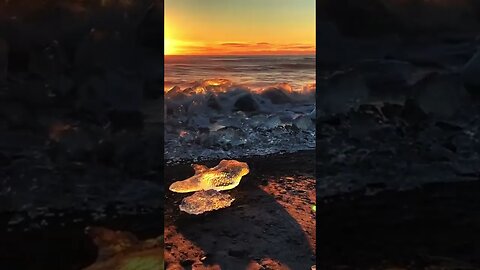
[164,79,316,163]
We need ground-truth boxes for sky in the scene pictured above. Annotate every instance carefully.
[164,0,315,55]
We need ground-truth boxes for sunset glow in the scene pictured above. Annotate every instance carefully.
[164,38,176,55]
[164,0,315,55]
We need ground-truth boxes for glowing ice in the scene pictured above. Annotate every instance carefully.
[169,159,249,193]
[83,227,164,270]
[179,189,235,215]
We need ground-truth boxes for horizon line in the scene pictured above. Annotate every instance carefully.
[165,53,316,57]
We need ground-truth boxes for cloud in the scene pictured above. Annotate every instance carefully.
[280,44,315,50]
[171,41,315,55]
[221,42,251,47]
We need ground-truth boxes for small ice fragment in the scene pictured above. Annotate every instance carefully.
[293,115,314,131]
[212,127,247,148]
[263,115,282,130]
[209,122,226,132]
[309,108,316,120]
[83,227,163,270]
[179,190,235,215]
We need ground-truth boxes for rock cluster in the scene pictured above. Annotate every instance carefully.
[0,1,164,227]
[317,46,480,197]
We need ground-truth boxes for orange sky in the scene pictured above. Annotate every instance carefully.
[165,0,315,55]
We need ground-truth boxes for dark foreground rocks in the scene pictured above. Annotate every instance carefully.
[0,0,164,229]
[317,30,480,269]
[317,41,480,197]
[318,181,480,269]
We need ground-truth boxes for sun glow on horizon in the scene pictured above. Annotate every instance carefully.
[165,38,176,55]
[165,0,315,56]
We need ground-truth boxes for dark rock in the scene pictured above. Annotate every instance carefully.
[401,98,428,125]
[187,115,210,129]
[228,247,248,258]
[207,94,222,111]
[348,111,378,140]
[136,2,163,50]
[74,29,141,73]
[0,102,35,129]
[412,73,470,118]
[104,70,143,111]
[107,110,144,132]
[452,133,476,154]
[462,49,480,93]
[0,152,10,167]
[29,42,69,82]
[0,39,7,81]
[115,180,163,206]
[357,104,383,119]
[55,75,75,102]
[75,70,143,120]
[51,129,96,163]
[435,121,464,132]
[143,77,162,100]
[422,145,456,162]
[7,48,30,73]
[318,71,369,115]
[234,94,259,112]
[5,74,53,108]
[369,125,401,142]
[111,132,163,174]
[95,139,115,166]
[452,159,480,176]
[353,59,413,101]
[260,87,292,104]
[75,74,108,115]
[381,102,403,120]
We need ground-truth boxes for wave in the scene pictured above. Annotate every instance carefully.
[164,79,316,162]
[165,79,315,114]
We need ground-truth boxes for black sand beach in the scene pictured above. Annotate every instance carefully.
[164,152,316,270]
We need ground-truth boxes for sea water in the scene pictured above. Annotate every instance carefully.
[164,55,316,163]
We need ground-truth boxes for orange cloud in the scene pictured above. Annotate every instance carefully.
[167,41,315,55]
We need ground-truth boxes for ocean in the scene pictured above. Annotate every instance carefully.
[164,55,316,92]
[163,55,316,163]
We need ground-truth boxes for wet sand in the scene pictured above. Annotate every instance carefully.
[318,180,480,269]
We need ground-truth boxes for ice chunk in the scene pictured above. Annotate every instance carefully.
[179,190,235,215]
[83,227,163,270]
[169,160,249,193]
[293,115,314,131]
[309,108,316,120]
[187,115,210,128]
[263,115,282,130]
[211,127,247,148]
